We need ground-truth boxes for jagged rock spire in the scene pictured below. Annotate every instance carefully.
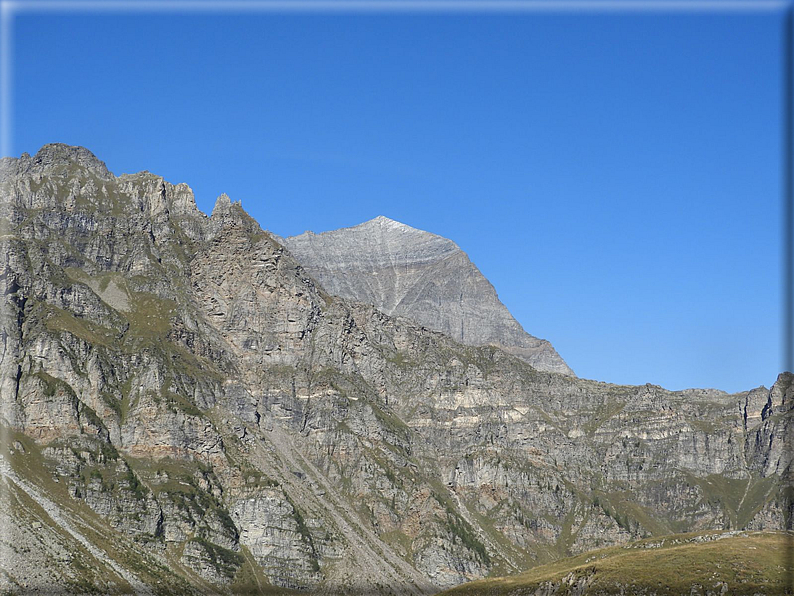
[211,193,232,218]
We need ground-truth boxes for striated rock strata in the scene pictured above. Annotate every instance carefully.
[282,216,574,376]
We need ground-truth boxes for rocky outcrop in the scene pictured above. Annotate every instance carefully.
[282,216,574,376]
[0,144,790,594]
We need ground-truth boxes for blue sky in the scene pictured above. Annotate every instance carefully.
[7,2,786,392]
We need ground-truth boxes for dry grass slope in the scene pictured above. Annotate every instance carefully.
[440,531,792,596]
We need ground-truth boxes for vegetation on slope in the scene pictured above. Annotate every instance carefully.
[440,531,791,595]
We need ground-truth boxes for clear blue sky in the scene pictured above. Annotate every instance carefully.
[8,3,786,393]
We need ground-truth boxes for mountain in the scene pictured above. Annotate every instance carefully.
[282,217,574,376]
[0,144,790,594]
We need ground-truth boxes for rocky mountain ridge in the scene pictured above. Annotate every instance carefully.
[0,144,790,594]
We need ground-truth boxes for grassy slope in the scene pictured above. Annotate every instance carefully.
[440,531,792,595]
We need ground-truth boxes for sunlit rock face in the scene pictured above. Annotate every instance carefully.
[283,216,574,377]
[0,144,789,594]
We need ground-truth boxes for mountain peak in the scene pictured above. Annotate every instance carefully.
[212,193,232,217]
[31,143,111,178]
[356,216,445,240]
[289,216,434,243]
[283,218,574,376]
[370,215,399,224]
[360,215,412,230]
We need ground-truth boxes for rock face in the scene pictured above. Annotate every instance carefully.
[282,217,574,376]
[0,144,791,594]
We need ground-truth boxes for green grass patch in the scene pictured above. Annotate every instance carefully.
[188,536,244,581]
[688,473,778,529]
[42,305,118,348]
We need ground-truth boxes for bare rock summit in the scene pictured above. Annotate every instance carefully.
[283,216,574,376]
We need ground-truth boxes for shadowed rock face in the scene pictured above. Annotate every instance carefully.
[283,216,574,376]
[0,144,790,595]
